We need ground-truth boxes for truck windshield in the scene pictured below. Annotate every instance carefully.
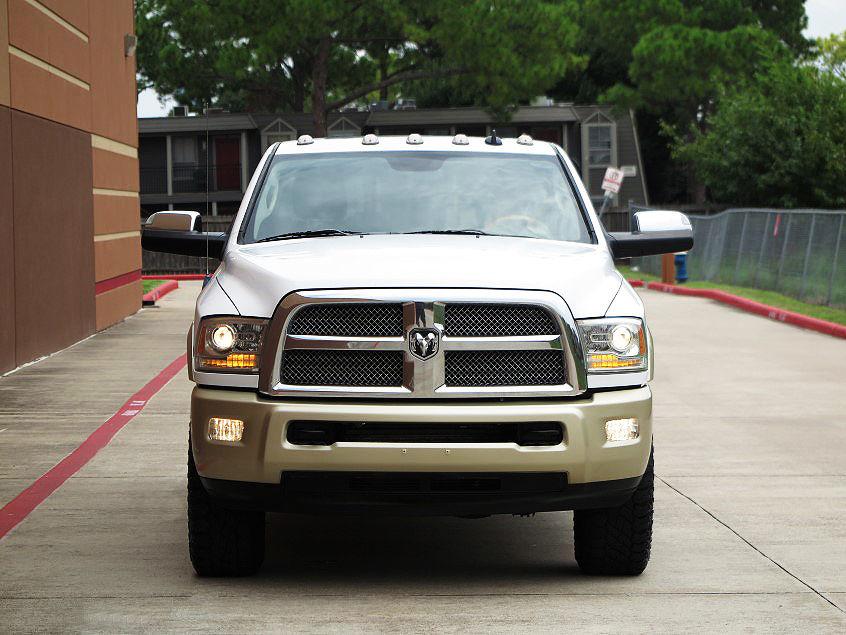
[242,151,591,244]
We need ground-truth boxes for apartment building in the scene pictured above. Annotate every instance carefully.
[138,104,649,217]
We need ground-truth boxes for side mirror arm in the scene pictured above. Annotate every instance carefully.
[606,230,693,259]
[142,228,227,260]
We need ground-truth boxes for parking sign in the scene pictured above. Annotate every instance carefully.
[601,167,625,194]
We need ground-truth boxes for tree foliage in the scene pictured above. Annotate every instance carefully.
[818,31,846,81]
[136,0,583,135]
[674,62,846,208]
[548,0,808,202]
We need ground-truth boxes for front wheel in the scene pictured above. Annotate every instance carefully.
[573,447,654,575]
[187,441,265,576]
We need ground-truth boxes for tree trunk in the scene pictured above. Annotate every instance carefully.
[379,55,389,102]
[691,104,711,204]
[291,55,307,113]
[691,176,707,205]
[311,36,331,137]
[292,73,305,113]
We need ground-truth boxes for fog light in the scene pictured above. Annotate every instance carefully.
[208,417,244,442]
[605,418,639,443]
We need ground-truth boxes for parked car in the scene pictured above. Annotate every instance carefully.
[142,132,693,577]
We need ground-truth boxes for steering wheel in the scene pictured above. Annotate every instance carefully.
[484,214,552,239]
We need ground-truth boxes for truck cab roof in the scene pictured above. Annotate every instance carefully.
[273,134,561,157]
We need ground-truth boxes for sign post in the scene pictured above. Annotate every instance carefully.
[598,167,625,220]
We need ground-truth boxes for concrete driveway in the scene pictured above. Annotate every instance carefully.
[1,282,844,632]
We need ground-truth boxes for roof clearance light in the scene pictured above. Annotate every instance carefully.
[296,134,314,145]
[362,133,379,145]
[452,134,469,145]
[406,133,423,145]
[516,134,534,146]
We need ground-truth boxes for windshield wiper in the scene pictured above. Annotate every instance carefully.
[404,229,491,236]
[256,229,361,243]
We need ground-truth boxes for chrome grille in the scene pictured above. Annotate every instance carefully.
[445,350,566,386]
[288,303,403,337]
[266,290,581,398]
[444,303,559,337]
[281,350,403,386]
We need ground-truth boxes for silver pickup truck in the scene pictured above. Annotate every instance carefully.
[142,132,692,577]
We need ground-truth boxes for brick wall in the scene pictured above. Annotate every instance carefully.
[0,0,139,372]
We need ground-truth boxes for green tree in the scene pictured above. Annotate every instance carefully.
[674,62,846,208]
[547,0,808,202]
[136,0,583,136]
[818,31,846,81]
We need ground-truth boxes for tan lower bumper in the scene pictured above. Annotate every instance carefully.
[190,386,652,485]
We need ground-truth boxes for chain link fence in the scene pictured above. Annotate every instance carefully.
[144,209,846,308]
[632,207,846,308]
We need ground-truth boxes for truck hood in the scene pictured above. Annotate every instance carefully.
[215,234,622,319]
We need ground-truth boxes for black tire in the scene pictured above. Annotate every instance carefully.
[187,442,265,576]
[573,447,654,575]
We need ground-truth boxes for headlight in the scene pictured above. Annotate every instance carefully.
[195,317,267,373]
[577,318,647,373]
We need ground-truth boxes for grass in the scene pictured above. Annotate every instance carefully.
[142,279,167,293]
[617,265,846,326]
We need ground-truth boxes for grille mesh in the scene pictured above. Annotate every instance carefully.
[281,350,404,386]
[444,303,559,337]
[288,303,403,337]
[445,350,566,386]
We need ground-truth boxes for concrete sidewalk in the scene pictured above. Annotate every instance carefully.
[0,283,844,632]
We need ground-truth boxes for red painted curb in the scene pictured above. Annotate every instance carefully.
[645,282,846,339]
[0,354,188,541]
[142,279,178,305]
[142,274,207,281]
[627,279,645,288]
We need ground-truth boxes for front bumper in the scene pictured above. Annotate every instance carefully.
[190,385,652,513]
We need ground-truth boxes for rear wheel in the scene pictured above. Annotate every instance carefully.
[573,448,654,575]
[187,440,265,576]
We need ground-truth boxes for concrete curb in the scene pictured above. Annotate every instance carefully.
[142,280,179,306]
[638,280,846,340]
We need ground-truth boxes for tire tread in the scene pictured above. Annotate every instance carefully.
[187,443,265,577]
[573,448,654,575]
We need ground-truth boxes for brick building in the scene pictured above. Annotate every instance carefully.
[0,0,140,373]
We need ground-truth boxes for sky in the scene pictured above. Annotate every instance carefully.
[136,0,846,118]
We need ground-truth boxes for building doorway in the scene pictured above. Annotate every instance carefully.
[214,136,241,191]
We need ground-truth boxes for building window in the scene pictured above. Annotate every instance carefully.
[261,119,296,150]
[588,125,612,166]
[328,117,360,138]
[172,136,198,164]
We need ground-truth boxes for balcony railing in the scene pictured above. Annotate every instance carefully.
[140,163,242,195]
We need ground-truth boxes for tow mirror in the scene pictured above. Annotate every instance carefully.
[146,210,201,231]
[142,210,227,259]
[606,210,693,259]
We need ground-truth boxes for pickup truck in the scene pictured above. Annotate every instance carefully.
[142,132,693,577]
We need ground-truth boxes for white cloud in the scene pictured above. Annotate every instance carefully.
[137,87,175,118]
[805,0,846,39]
